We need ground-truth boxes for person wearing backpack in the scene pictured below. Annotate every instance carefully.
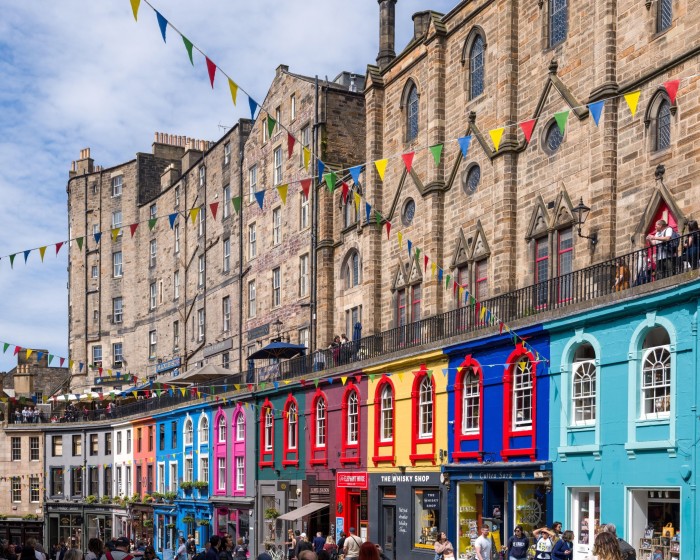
[647,219,679,279]
[99,538,133,560]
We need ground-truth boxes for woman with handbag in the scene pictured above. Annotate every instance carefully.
[434,532,455,560]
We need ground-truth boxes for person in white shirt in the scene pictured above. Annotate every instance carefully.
[474,525,492,560]
[646,219,676,278]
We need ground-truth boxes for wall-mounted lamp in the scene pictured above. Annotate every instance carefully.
[440,472,451,492]
[274,469,281,478]
[572,197,598,248]
[296,488,302,498]
[398,466,406,474]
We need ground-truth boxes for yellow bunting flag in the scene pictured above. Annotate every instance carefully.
[397,231,403,248]
[519,361,526,371]
[283,380,291,385]
[354,191,361,212]
[431,262,437,277]
[234,384,240,390]
[111,228,121,242]
[39,246,47,262]
[480,306,487,320]
[189,207,201,225]
[26,349,33,359]
[180,388,186,396]
[303,147,311,171]
[374,158,388,181]
[277,184,288,204]
[130,0,140,21]
[69,360,74,370]
[489,128,505,151]
[228,79,238,106]
[624,91,641,117]
[340,376,348,386]
[397,372,404,382]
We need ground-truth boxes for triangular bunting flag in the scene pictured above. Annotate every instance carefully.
[23,249,30,263]
[341,182,349,204]
[397,231,403,248]
[129,0,140,21]
[624,91,641,117]
[249,97,258,120]
[317,160,325,178]
[374,158,388,180]
[300,179,311,198]
[39,246,47,262]
[353,192,361,212]
[267,115,276,138]
[458,135,472,157]
[155,11,168,42]
[111,228,121,242]
[554,110,569,134]
[424,254,429,272]
[588,100,604,126]
[189,207,200,225]
[148,218,157,230]
[228,79,238,106]
[59,357,65,367]
[402,152,415,173]
[446,274,451,289]
[385,221,391,240]
[94,232,102,244]
[407,240,413,258]
[130,223,139,237]
[519,120,536,143]
[232,196,241,214]
[3,343,9,353]
[168,213,178,229]
[276,184,288,204]
[349,165,363,185]
[55,241,64,255]
[664,79,680,104]
[303,147,311,171]
[365,202,372,224]
[76,237,83,251]
[323,172,337,192]
[429,143,443,166]
[209,201,219,221]
[287,133,295,158]
[489,128,505,151]
[254,190,265,209]
[48,354,54,364]
[340,376,348,386]
[205,57,217,88]
[182,36,194,66]
[26,349,32,360]
[13,346,20,356]
[313,379,320,388]
[375,210,383,229]
[437,267,443,282]
[8,253,15,268]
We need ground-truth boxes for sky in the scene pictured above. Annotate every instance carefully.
[0,0,457,372]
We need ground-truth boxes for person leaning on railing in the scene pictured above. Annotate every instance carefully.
[646,219,677,279]
[682,219,699,270]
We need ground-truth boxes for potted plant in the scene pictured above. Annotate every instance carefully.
[0,515,7,520]
[86,495,98,504]
[164,491,177,503]
[22,514,38,520]
[192,481,209,491]
[197,519,210,527]
[100,496,112,505]
[180,481,193,492]
[165,523,176,529]
[144,495,155,504]
[182,515,195,524]
[143,519,154,528]
[151,492,163,502]
[264,508,280,542]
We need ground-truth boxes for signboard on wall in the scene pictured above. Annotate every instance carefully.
[336,517,344,543]
[337,472,368,489]
[422,490,440,510]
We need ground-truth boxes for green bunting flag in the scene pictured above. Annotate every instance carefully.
[323,172,337,193]
[182,36,194,65]
[445,274,451,289]
[267,116,276,138]
[76,237,84,251]
[3,343,9,353]
[232,196,241,214]
[415,247,421,261]
[375,210,382,229]
[9,254,15,268]
[148,217,157,231]
[554,110,569,134]
[430,144,443,166]
[48,354,54,365]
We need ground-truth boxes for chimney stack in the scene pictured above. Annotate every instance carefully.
[377,0,397,70]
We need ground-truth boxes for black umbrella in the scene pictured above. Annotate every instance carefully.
[248,341,307,360]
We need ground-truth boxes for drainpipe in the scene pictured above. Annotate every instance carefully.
[310,77,320,354]
[237,129,245,379]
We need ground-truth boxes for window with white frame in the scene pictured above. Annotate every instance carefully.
[300,126,310,168]
[92,345,102,366]
[264,408,273,451]
[185,457,193,482]
[249,224,257,259]
[223,185,231,218]
[174,270,180,300]
[218,415,227,442]
[217,457,226,491]
[224,143,231,166]
[347,390,359,444]
[150,239,157,267]
[111,211,122,231]
[150,282,157,310]
[346,306,362,341]
[30,437,40,461]
[113,297,123,324]
[125,466,132,495]
[158,463,165,493]
[236,413,245,441]
[462,367,480,434]
[223,237,231,272]
[11,437,20,461]
[223,296,231,332]
[113,252,123,278]
[199,166,206,187]
[174,223,180,253]
[197,308,205,342]
[298,328,309,352]
[290,94,296,121]
[174,185,180,207]
[248,280,256,318]
[197,207,205,237]
[419,376,434,437]
[173,320,180,350]
[184,419,193,446]
[116,467,123,495]
[150,203,157,220]
[273,147,283,185]
[513,359,533,430]
[199,416,209,444]
[30,476,40,503]
[248,165,257,202]
[200,456,209,483]
[149,330,157,359]
[641,345,671,419]
[380,384,394,442]
[299,254,309,297]
[272,267,281,307]
[198,255,205,287]
[91,265,98,279]
[169,463,177,492]
[236,456,245,490]
[273,207,281,245]
[11,477,21,503]
[300,192,309,229]
[111,175,123,197]
[288,402,298,449]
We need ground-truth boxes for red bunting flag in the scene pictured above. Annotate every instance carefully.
[385,221,391,240]
[300,379,306,387]
[300,178,311,198]
[499,321,505,334]
[453,281,458,295]
[402,152,415,173]
[60,357,65,367]
[287,133,296,159]
[205,57,217,88]
[519,119,536,143]
[55,242,64,255]
[209,201,219,221]
[14,346,20,356]
[247,383,253,391]
[664,79,680,104]
[342,182,349,204]
[424,255,429,272]
[130,223,139,237]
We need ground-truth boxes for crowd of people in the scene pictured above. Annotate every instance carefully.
[0,537,50,560]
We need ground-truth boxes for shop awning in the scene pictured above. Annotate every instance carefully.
[276,502,328,521]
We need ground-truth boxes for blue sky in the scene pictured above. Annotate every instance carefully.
[0,0,456,373]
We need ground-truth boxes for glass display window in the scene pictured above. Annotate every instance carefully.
[457,483,481,559]
[413,488,440,550]
[514,483,548,536]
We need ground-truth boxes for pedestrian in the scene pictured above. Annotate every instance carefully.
[187,536,196,560]
[313,533,325,555]
[323,537,337,558]
[20,548,37,560]
[85,540,104,560]
[336,533,346,556]
[232,538,246,560]
[205,536,221,560]
[533,526,555,560]
[143,547,157,560]
[356,543,378,560]
[646,219,678,278]
[506,526,529,560]
[295,535,312,560]
[552,522,563,543]
[433,532,454,560]
[342,529,363,560]
[474,526,492,560]
[176,538,188,560]
[99,537,133,560]
[599,524,636,560]
[552,531,573,560]
[589,532,623,560]
[285,530,297,560]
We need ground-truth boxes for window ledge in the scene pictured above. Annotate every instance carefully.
[636,417,670,426]
[566,424,596,431]
[624,440,676,458]
[557,444,601,461]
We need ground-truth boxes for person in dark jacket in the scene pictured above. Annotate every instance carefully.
[551,531,573,560]
[295,535,312,560]
[206,536,221,560]
[312,534,325,555]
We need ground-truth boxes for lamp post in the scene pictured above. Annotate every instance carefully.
[571,197,598,247]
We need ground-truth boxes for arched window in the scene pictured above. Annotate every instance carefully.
[655,99,671,151]
[513,358,533,430]
[231,407,246,495]
[549,0,568,47]
[418,377,434,438]
[343,251,361,289]
[380,384,394,442]
[198,416,209,445]
[641,327,671,419]
[657,0,672,32]
[341,385,361,465]
[264,409,273,450]
[217,415,227,443]
[184,418,193,446]
[373,378,396,466]
[259,400,274,467]
[347,391,359,445]
[469,35,485,99]
[236,412,245,441]
[286,398,298,451]
[406,83,419,142]
[462,368,480,434]
[315,399,327,447]
[572,344,596,426]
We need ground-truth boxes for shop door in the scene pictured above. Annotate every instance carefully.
[349,493,361,532]
[571,489,600,560]
[380,506,396,560]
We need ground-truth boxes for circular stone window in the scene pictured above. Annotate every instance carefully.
[462,164,481,195]
[544,120,564,154]
[402,198,416,226]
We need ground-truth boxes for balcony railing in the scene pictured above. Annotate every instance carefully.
[14,231,696,423]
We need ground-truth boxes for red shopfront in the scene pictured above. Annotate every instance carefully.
[335,472,369,542]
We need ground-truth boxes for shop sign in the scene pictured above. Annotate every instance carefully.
[156,357,181,373]
[203,338,232,358]
[378,474,434,483]
[248,323,270,341]
[337,471,368,489]
[310,486,331,503]
[422,490,440,510]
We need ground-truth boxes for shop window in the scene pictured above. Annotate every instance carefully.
[456,483,481,558]
[453,356,483,460]
[341,384,361,465]
[310,390,328,466]
[413,488,439,549]
[283,394,299,467]
[640,327,671,420]
[259,400,274,468]
[411,366,436,464]
[628,488,680,554]
[373,378,396,466]
[572,344,596,426]
[514,483,548,536]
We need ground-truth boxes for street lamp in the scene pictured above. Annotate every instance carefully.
[571,197,598,247]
